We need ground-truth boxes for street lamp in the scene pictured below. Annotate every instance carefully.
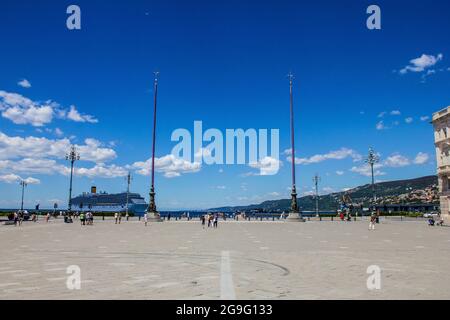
[146,71,162,222]
[125,171,132,219]
[286,72,304,222]
[66,145,80,214]
[365,147,380,207]
[19,180,27,212]
[313,174,321,217]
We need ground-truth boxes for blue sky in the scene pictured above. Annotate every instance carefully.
[0,0,449,210]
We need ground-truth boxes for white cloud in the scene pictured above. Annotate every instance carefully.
[0,132,117,164]
[131,154,201,178]
[268,192,280,197]
[291,148,362,165]
[2,104,53,127]
[17,79,31,88]
[0,173,22,183]
[414,152,429,165]
[384,154,410,167]
[350,151,428,176]
[378,111,387,118]
[350,163,385,177]
[74,164,128,179]
[248,156,281,175]
[420,116,430,122]
[0,90,98,126]
[336,170,344,176]
[0,173,40,184]
[216,185,226,190]
[399,53,443,74]
[390,110,401,115]
[0,158,65,175]
[54,128,64,137]
[405,117,413,124]
[24,177,40,184]
[67,105,98,123]
[376,121,386,130]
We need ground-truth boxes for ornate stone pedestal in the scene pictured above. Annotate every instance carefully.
[286,187,305,222]
[147,188,162,222]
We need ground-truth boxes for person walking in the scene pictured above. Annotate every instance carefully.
[213,214,218,229]
[46,212,50,223]
[201,215,206,229]
[114,212,119,224]
[207,214,212,228]
[144,213,148,226]
[80,212,85,226]
[18,212,24,226]
[118,212,122,224]
[369,213,376,231]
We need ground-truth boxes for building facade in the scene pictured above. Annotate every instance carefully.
[432,106,450,224]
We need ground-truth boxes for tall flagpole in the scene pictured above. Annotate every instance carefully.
[287,72,305,222]
[146,71,162,222]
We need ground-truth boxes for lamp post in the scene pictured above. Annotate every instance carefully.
[313,174,321,217]
[146,71,162,222]
[365,147,379,207]
[66,145,80,214]
[286,72,305,222]
[19,180,27,212]
[125,171,132,219]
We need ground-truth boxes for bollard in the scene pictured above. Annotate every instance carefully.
[272,216,275,221]
[320,216,322,221]
[331,216,334,221]
[102,214,105,221]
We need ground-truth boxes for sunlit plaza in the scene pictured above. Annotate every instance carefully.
[1,218,449,300]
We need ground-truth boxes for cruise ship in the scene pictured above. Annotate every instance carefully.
[71,186,148,215]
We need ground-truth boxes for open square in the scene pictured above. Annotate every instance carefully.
[1,218,449,300]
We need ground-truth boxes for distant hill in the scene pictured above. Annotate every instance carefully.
[209,175,438,212]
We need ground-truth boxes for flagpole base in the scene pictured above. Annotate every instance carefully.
[286,212,306,222]
[147,210,163,222]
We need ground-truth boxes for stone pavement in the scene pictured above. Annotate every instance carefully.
[0,218,449,300]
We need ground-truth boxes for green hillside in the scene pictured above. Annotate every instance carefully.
[210,175,438,212]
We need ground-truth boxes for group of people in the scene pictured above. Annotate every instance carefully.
[11,211,24,226]
[79,212,94,225]
[428,213,445,226]
[201,213,219,229]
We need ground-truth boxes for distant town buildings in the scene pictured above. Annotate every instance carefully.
[432,106,450,224]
